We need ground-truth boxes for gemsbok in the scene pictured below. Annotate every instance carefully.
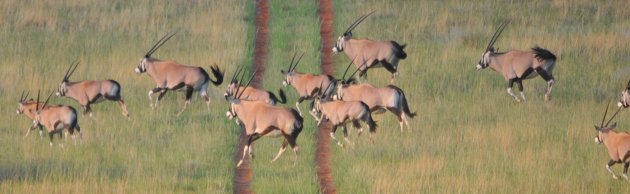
[281,53,336,119]
[225,73,304,167]
[32,91,82,146]
[225,66,286,105]
[57,61,131,120]
[333,62,416,132]
[618,80,630,108]
[310,83,376,147]
[475,21,557,102]
[135,32,224,115]
[332,11,407,83]
[594,104,630,180]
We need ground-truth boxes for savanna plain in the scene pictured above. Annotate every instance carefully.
[1,0,630,193]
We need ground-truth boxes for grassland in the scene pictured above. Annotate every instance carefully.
[1,0,630,193]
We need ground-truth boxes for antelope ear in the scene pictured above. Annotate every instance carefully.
[281,70,285,74]
[609,122,617,129]
[626,80,630,89]
[595,125,600,131]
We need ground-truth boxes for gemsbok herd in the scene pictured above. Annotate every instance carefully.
[14,11,630,180]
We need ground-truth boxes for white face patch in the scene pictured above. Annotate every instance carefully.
[282,80,288,87]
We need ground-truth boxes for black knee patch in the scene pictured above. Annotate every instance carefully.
[517,80,524,91]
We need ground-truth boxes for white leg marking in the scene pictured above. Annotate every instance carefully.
[507,88,521,102]
[520,92,526,102]
[607,164,619,179]
[295,102,303,116]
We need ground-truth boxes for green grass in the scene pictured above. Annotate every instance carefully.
[1,0,630,193]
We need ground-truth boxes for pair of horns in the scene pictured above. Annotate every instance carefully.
[485,20,510,52]
[317,81,335,99]
[233,68,256,100]
[286,52,304,72]
[340,57,366,82]
[35,90,54,111]
[145,31,178,58]
[19,91,30,102]
[231,66,243,83]
[600,103,622,128]
[63,60,80,81]
[343,11,375,35]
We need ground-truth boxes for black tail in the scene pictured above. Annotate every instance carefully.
[269,89,287,104]
[387,85,416,118]
[532,46,556,61]
[391,41,407,59]
[204,65,224,86]
[360,102,377,133]
[289,109,304,138]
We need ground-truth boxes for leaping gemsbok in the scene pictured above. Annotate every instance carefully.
[310,82,376,147]
[475,21,557,102]
[32,91,83,146]
[333,62,416,132]
[594,104,630,180]
[224,66,286,105]
[618,80,630,108]
[135,32,224,116]
[332,11,407,83]
[225,72,303,168]
[281,53,336,120]
[57,61,131,120]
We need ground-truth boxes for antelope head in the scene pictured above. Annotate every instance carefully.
[618,80,630,108]
[332,60,363,101]
[56,61,79,97]
[225,71,255,120]
[594,104,621,144]
[16,91,30,115]
[310,81,335,113]
[476,21,508,70]
[281,53,304,87]
[333,11,374,54]
[33,90,53,127]
[136,32,177,74]
[224,66,243,99]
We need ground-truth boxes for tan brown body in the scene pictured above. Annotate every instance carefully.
[334,83,415,132]
[333,12,407,83]
[136,32,223,115]
[594,105,630,180]
[282,71,335,118]
[59,80,129,119]
[18,99,81,146]
[225,84,286,105]
[57,62,130,119]
[313,100,376,147]
[476,22,557,102]
[227,100,303,167]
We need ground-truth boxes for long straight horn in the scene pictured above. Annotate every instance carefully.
[486,20,509,52]
[42,90,54,109]
[237,72,256,99]
[287,53,297,71]
[291,53,304,72]
[344,11,375,35]
[601,103,610,128]
[66,60,80,81]
[36,90,41,111]
[19,91,25,102]
[63,60,78,81]
[340,57,356,80]
[348,62,367,80]
[605,106,623,127]
[231,66,242,83]
[145,31,177,57]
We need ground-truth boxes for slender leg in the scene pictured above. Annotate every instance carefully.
[201,91,211,112]
[118,99,131,120]
[148,88,163,109]
[237,134,254,168]
[176,88,193,116]
[535,67,554,101]
[516,79,525,102]
[272,139,289,163]
[608,160,619,179]
[342,124,353,147]
[309,110,320,122]
[329,125,342,147]
[624,163,629,180]
[507,78,521,102]
[295,97,305,116]
[286,135,299,167]
[49,132,54,147]
[85,104,96,120]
